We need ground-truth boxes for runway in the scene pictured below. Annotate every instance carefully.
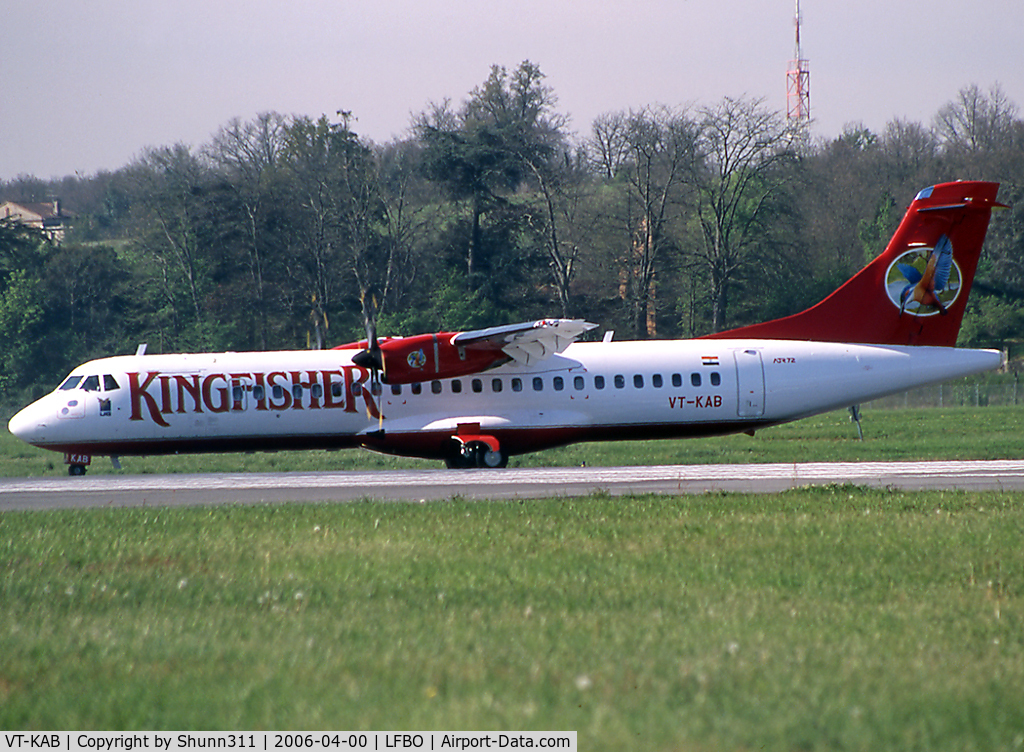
[2,460,1024,511]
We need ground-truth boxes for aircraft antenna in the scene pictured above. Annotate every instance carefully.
[786,0,811,122]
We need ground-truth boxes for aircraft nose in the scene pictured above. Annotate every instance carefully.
[8,402,50,446]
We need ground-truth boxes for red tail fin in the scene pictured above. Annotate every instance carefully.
[703,181,1005,346]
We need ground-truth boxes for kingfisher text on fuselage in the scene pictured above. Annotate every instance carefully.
[128,365,380,427]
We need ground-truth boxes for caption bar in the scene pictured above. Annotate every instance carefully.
[1,733,576,752]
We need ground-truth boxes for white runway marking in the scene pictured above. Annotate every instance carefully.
[2,460,1024,511]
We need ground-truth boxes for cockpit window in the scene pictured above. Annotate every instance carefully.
[81,375,100,391]
[103,374,120,391]
[59,375,82,390]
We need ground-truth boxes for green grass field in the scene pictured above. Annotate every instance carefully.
[2,405,1023,477]
[2,489,1023,750]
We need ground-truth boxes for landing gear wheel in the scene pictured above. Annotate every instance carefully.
[480,447,507,468]
[68,464,87,476]
[443,440,467,469]
[443,440,507,469]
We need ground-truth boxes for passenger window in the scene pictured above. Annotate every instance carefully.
[594,375,605,390]
[253,385,265,401]
[652,374,663,388]
[633,374,644,388]
[672,373,682,388]
[512,378,523,393]
[431,381,442,395]
[332,382,343,398]
[411,383,422,395]
[711,372,721,387]
[691,373,701,387]
[451,380,462,394]
[81,375,100,392]
[60,376,82,390]
[614,374,625,389]
[391,384,402,395]
[292,384,304,401]
[273,385,284,401]
[311,383,324,399]
[103,374,120,391]
[491,378,502,393]
[472,379,483,393]
[232,386,245,403]
[532,377,544,392]
[370,382,382,396]
[553,376,564,391]
[574,376,585,390]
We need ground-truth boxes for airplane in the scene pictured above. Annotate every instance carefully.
[7,180,1007,475]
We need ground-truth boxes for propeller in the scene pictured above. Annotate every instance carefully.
[352,293,386,434]
[352,294,383,370]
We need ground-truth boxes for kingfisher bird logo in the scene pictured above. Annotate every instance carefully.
[885,235,961,317]
[407,348,427,369]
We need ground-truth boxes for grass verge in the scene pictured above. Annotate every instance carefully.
[2,488,1022,750]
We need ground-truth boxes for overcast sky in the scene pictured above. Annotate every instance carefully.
[2,0,1022,180]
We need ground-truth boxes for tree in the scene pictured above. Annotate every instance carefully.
[524,147,595,317]
[416,61,565,291]
[881,117,938,188]
[372,138,434,326]
[127,144,217,349]
[934,83,1018,154]
[0,219,50,392]
[619,107,697,337]
[280,115,349,348]
[281,113,406,347]
[208,112,290,349]
[688,97,799,332]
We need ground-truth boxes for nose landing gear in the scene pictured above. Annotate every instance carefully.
[64,452,91,477]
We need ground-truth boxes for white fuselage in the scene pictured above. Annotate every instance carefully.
[8,339,1002,463]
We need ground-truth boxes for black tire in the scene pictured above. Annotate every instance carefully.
[68,464,87,476]
[480,446,507,468]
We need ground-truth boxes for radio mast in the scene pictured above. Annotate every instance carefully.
[786,0,811,121]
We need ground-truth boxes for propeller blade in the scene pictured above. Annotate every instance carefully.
[357,291,385,426]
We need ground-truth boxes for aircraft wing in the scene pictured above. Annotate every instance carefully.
[452,319,598,366]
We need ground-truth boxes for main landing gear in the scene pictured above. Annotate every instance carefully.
[68,464,87,476]
[444,439,508,469]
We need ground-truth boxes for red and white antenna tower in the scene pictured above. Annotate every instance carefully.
[786,0,810,121]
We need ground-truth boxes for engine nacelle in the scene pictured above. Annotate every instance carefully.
[375,333,509,384]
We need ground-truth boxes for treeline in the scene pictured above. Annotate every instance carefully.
[2,63,1023,400]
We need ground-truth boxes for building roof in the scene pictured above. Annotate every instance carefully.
[1,200,72,220]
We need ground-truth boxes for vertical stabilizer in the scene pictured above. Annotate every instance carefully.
[703,181,1004,346]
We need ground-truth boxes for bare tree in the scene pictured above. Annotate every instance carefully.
[128,144,214,347]
[881,117,938,188]
[934,83,1018,154]
[688,97,799,332]
[589,112,631,179]
[208,112,289,349]
[614,106,697,337]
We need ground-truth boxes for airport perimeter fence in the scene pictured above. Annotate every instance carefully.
[865,374,1023,409]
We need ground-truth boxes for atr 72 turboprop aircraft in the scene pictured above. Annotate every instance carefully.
[8,181,1007,475]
